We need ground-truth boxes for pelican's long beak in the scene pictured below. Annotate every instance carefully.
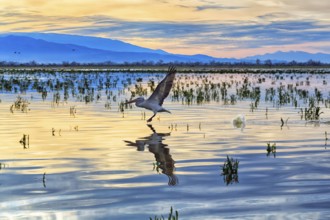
[125,98,138,104]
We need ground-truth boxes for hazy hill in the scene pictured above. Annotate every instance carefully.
[4,32,168,54]
[0,33,329,64]
[0,35,236,63]
[245,51,330,63]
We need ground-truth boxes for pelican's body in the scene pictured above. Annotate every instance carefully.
[126,66,176,122]
[135,97,171,114]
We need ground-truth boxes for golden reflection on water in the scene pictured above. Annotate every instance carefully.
[0,100,154,174]
[1,93,329,178]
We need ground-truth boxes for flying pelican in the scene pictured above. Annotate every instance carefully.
[126,66,176,122]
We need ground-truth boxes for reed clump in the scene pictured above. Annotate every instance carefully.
[221,155,239,185]
[10,96,30,113]
[266,142,276,157]
[149,206,179,220]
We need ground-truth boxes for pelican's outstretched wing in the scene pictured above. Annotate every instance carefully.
[147,66,176,105]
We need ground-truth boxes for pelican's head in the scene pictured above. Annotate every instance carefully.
[126,97,145,106]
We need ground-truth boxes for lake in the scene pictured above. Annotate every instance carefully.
[0,69,330,219]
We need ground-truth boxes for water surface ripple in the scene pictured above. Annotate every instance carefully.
[0,71,329,219]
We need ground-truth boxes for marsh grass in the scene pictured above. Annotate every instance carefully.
[149,206,179,220]
[302,106,323,120]
[2,69,330,118]
[266,142,277,157]
[10,96,30,113]
[221,156,239,185]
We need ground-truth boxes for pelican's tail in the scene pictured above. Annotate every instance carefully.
[159,108,171,114]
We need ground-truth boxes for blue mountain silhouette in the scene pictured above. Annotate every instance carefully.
[0,33,329,63]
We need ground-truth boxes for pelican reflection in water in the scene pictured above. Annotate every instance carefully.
[124,124,178,186]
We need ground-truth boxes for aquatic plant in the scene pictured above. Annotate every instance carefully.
[301,106,323,120]
[118,101,125,113]
[10,96,30,113]
[325,131,328,140]
[19,134,30,149]
[70,106,77,116]
[325,131,328,147]
[221,156,239,185]
[266,142,276,157]
[2,69,330,128]
[149,206,179,220]
[148,79,156,92]
[43,172,46,188]
[0,162,7,170]
[41,90,47,101]
[52,92,61,105]
[104,101,111,109]
[280,117,289,129]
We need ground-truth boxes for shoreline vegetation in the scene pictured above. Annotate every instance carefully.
[1,66,330,74]
[1,61,330,73]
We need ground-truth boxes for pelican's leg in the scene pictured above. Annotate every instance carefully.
[147,113,156,122]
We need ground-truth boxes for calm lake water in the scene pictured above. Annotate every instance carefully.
[0,70,330,219]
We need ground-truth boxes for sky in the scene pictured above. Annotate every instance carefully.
[1,0,330,58]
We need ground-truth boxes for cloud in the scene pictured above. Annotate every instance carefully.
[257,12,291,20]
[195,5,244,11]
[1,4,329,57]
[68,16,330,50]
[223,21,330,44]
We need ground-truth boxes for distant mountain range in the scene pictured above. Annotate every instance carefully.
[245,51,330,63]
[0,32,329,64]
